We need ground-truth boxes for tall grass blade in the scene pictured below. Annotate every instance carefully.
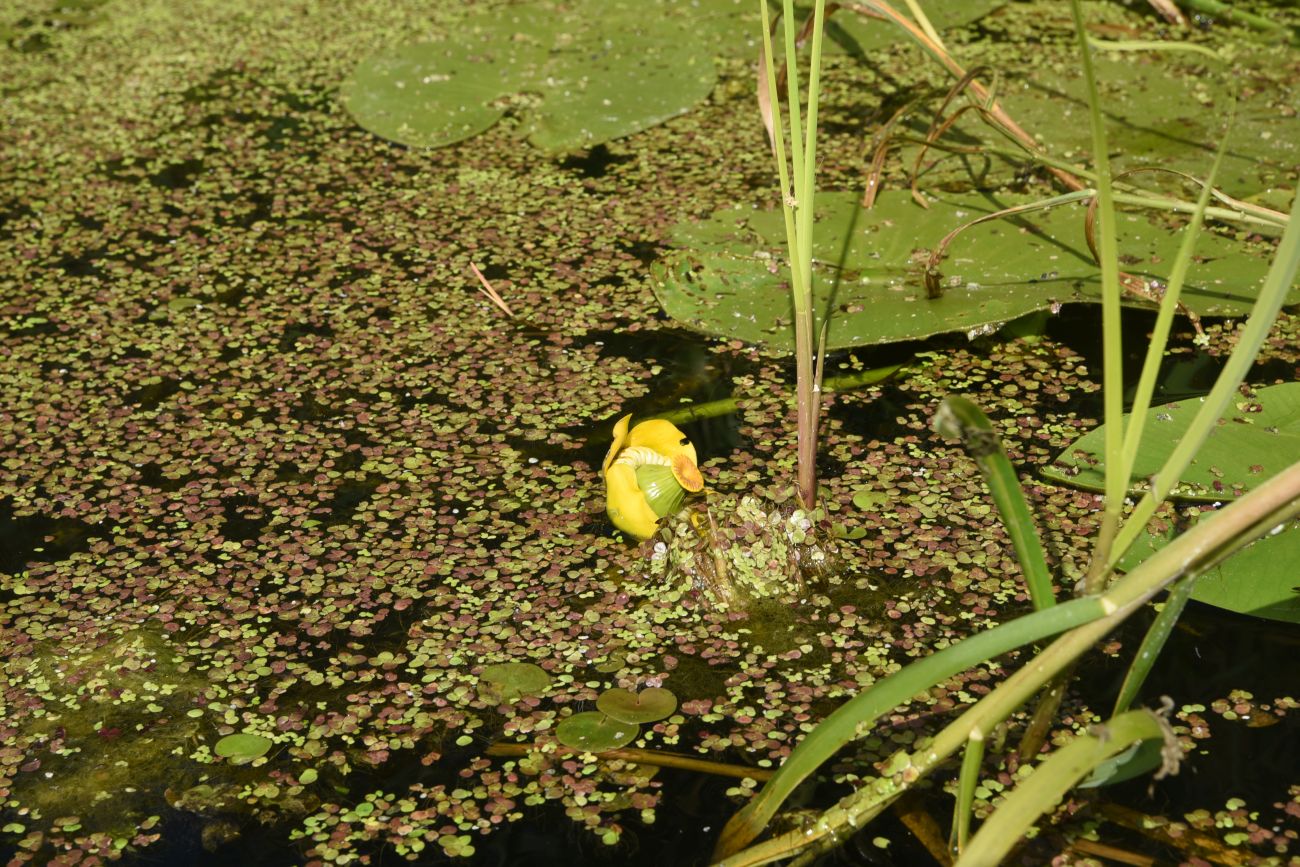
[1116,117,1232,492]
[955,711,1173,867]
[1109,187,1300,569]
[1071,0,1126,592]
[710,596,1108,859]
[1112,575,1197,716]
[951,732,986,856]
[933,396,1055,609]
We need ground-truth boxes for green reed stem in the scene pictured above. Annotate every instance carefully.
[950,731,985,857]
[760,0,828,510]
[918,134,1288,230]
[1072,0,1125,594]
[1112,574,1197,716]
[1176,0,1296,39]
[648,363,905,428]
[1115,117,1230,502]
[955,710,1171,867]
[1109,186,1300,570]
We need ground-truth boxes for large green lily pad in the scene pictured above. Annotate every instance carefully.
[1000,55,1300,196]
[1044,382,1300,501]
[595,687,677,724]
[1119,517,1300,625]
[340,0,1010,152]
[652,190,1293,352]
[554,712,639,752]
[341,1,717,152]
[688,0,1005,57]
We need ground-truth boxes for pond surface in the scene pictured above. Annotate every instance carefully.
[1,0,1298,865]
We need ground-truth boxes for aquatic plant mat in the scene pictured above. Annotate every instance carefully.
[1,0,1297,864]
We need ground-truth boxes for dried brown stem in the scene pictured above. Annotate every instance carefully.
[1082,189,1204,336]
[842,0,1085,192]
[468,262,515,318]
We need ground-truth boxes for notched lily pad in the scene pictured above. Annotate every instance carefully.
[652,191,1291,352]
[596,687,677,724]
[1045,382,1300,501]
[213,733,273,761]
[477,662,553,703]
[341,0,717,152]
[555,711,639,751]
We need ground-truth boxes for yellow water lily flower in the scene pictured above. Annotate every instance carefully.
[601,414,704,540]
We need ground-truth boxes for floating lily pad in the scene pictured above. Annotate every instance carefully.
[1119,516,1300,625]
[341,0,717,152]
[555,712,640,751]
[653,191,1291,352]
[477,662,553,703]
[1044,382,1300,501]
[341,0,1008,153]
[686,0,1005,58]
[1001,55,1300,196]
[213,733,273,761]
[596,687,678,724]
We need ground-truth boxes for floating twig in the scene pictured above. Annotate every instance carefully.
[468,262,515,318]
[485,741,774,781]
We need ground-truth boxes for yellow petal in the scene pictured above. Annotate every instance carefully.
[604,463,661,540]
[626,419,699,467]
[601,413,634,478]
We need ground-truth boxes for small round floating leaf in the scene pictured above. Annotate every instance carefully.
[478,662,552,703]
[596,687,677,724]
[852,490,889,511]
[214,733,273,761]
[555,712,639,752]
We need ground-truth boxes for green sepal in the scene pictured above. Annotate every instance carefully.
[635,464,686,518]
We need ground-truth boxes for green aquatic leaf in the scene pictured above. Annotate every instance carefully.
[596,687,677,724]
[340,0,1005,152]
[852,489,889,511]
[652,191,1289,352]
[213,733,273,761]
[1119,516,1300,625]
[1000,55,1298,196]
[1044,382,1300,501]
[341,9,547,151]
[341,0,716,152]
[1079,739,1165,788]
[555,711,639,751]
[477,662,553,703]
[685,0,1005,57]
